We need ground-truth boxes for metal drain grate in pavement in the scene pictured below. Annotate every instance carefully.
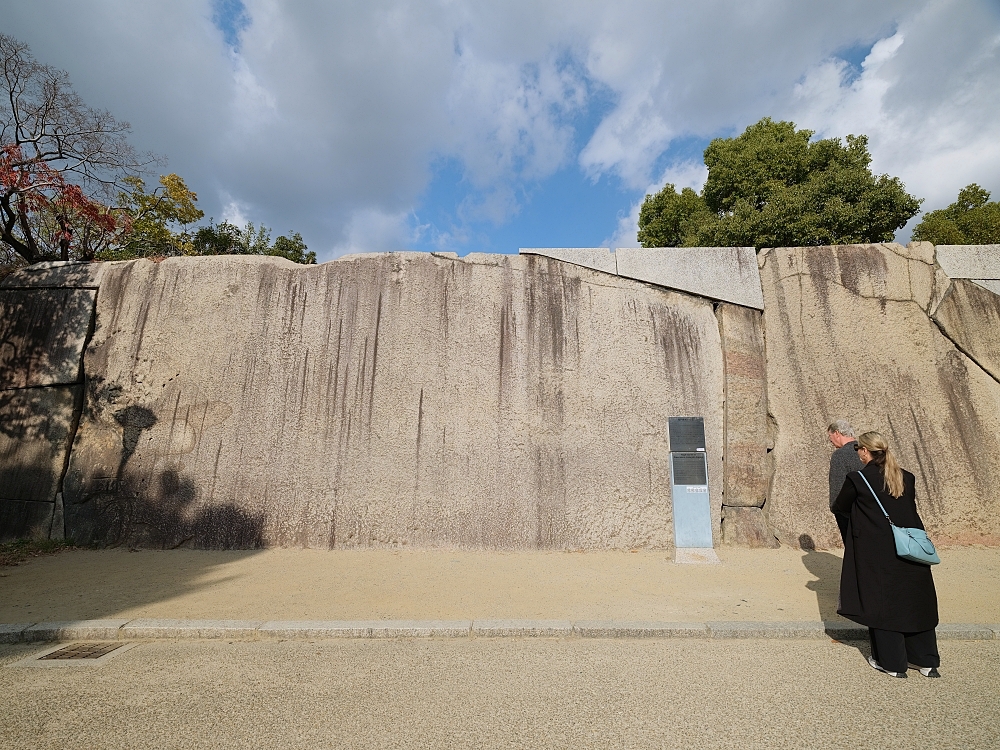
[39,642,126,660]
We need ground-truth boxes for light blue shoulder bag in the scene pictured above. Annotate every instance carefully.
[856,472,940,565]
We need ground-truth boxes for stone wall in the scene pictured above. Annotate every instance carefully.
[2,243,998,550]
[0,270,98,542]
[760,243,1000,548]
[8,253,728,549]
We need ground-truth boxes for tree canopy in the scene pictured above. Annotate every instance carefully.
[191,220,316,264]
[911,184,1000,245]
[638,118,922,250]
[0,33,152,264]
[0,35,315,267]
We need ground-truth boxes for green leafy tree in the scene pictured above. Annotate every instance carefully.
[911,184,1000,245]
[637,185,712,247]
[270,232,316,264]
[638,118,922,250]
[192,220,316,264]
[95,174,204,260]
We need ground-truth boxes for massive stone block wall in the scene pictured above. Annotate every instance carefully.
[1,242,998,550]
[760,242,1000,548]
[9,253,729,549]
[0,274,97,542]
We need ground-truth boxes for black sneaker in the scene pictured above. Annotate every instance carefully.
[868,656,907,678]
[917,667,941,678]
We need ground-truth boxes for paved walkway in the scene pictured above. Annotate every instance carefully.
[1,546,998,640]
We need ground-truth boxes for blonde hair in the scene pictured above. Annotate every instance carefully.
[857,431,904,498]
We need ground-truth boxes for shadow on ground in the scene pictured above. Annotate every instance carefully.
[799,533,871,660]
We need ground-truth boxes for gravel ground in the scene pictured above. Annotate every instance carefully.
[2,638,998,750]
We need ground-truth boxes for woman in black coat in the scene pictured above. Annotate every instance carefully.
[832,431,940,678]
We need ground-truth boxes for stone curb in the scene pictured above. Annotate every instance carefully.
[259,620,473,639]
[472,619,574,637]
[23,620,130,642]
[2,620,996,643]
[120,619,264,640]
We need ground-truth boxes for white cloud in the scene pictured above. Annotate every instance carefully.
[784,1,1000,235]
[4,0,999,256]
[604,203,641,249]
[331,207,414,256]
[219,196,250,226]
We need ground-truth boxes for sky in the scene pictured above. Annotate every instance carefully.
[5,0,1000,261]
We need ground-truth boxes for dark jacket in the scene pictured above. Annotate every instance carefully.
[833,462,938,632]
[829,441,862,510]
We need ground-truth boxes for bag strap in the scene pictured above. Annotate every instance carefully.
[856,471,895,526]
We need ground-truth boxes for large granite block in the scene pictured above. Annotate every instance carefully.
[973,279,1000,296]
[615,246,764,309]
[518,248,616,275]
[62,253,725,549]
[0,288,95,389]
[717,304,771,507]
[0,498,54,542]
[936,245,1000,279]
[720,506,778,548]
[761,245,1000,548]
[933,279,1000,382]
[0,386,81,505]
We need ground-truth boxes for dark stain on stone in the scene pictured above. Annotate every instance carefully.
[803,247,837,319]
[415,387,425,469]
[933,280,1000,383]
[836,244,888,309]
[935,348,999,501]
[368,291,383,429]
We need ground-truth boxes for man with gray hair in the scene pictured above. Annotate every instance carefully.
[828,419,862,545]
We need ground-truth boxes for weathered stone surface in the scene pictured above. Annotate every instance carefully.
[936,245,1000,279]
[0,260,120,289]
[0,289,95,389]
[472,619,573,637]
[933,280,1000,382]
[615,247,765,309]
[23,619,129,642]
[761,245,1000,548]
[0,386,81,505]
[973,279,1000,296]
[717,304,770,507]
[573,621,707,638]
[120,619,262,640]
[0,623,32,643]
[903,241,936,265]
[707,621,826,638]
[62,254,725,549]
[519,248,616,275]
[720,507,779,548]
[0,499,54,543]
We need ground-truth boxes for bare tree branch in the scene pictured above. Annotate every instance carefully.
[0,34,161,262]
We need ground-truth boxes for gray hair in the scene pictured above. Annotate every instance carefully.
[827,419,855,437]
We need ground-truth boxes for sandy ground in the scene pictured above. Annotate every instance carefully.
[2,639,999,749]
[1,546,997,623]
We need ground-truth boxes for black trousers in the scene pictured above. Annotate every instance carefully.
[869,627,940,672]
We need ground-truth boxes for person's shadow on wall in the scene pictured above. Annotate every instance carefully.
[798,534,871,659]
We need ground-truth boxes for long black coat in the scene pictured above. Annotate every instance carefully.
[832,462,938,632]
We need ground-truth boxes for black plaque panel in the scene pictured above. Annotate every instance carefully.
[671,452,708,486]
[668,417,706,452]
